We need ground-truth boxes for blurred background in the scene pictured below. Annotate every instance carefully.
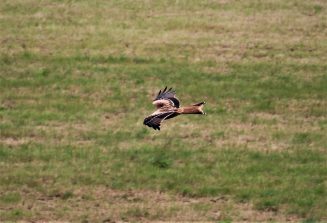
[0,0,326,222]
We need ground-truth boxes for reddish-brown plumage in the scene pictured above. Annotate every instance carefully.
[144,87,206,130]
[177,103,205,114]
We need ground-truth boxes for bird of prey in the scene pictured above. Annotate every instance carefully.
[143,87,206,130]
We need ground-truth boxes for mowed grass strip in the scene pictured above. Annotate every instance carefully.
[1,0,327,221]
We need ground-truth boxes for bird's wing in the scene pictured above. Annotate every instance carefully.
[154,86,180,108]
[152,99,176,111]
[143,111,176,130]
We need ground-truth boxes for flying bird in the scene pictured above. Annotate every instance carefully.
[143,87,206,130]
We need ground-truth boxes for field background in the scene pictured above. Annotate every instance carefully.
[1,0,326,222]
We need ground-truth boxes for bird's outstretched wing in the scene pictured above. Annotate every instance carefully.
[143,112,176,130]
[154,86,180,108]
[144,87,180,130]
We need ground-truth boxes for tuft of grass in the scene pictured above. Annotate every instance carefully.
[292,132,321,145]
[149,150,172,169]
[0,192,21,204]
[1,208,31,221]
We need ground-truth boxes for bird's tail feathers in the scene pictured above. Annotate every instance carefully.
[179,102,206,115]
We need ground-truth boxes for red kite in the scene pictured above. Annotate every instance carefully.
[144,87,206,130]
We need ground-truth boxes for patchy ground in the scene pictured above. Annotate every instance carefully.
[1,186,300,222]
[1,0,326,222]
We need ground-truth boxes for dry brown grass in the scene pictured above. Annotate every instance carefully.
[2,186,300,222]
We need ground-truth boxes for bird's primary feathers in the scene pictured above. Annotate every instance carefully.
[143,87,206,130]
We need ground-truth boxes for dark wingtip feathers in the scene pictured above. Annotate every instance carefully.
[143,118,161,131]
[154,86,177,102]
[152,125,161,130]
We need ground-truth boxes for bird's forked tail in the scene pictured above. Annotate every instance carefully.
[178,102,206,115]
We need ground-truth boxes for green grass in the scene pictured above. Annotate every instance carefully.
[1,0,327,221]
[0,192,21,204]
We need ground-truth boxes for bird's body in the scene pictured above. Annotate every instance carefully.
[143,87,206,130]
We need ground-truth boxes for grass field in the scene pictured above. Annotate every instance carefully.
[1,0,326,222]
